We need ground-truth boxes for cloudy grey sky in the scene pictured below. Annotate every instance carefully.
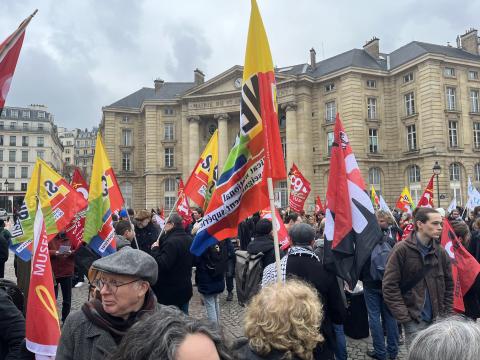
[1,0,478,128]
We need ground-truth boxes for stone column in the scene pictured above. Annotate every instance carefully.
[282,102,298,171]
[188,115,200,172]
[214,113,230,170]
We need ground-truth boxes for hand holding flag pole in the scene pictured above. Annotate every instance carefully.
[122,207,139,249]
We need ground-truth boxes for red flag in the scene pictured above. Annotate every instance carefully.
[324,114,382,287]
[0,11,36,110]
[65,168,89,248]
[417,175,435,208]
[288,163,311,213]
[315,196,325,214]
[400,223,414,241]
[26,204,60,357]
[176,179,193,229]
[440,220,480,312]
[260,207,290,250]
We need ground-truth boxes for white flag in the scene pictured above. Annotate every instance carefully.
[447,198,457,213]
[466,177,480,210]
[379,195,391,213]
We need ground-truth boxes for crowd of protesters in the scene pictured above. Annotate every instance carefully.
[1,204,480,360]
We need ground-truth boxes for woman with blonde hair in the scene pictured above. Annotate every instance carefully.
[233,279,324,360]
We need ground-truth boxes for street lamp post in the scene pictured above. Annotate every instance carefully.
[433,161,442,208]
[4,179,9,212]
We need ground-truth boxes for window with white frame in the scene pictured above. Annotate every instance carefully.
[444,67,456,77]
[366,80,376,88]
[368,128,379,153]
[164,123,174,140]
[367,97,377,119]
[164,178,176,192]
[122,129,132,146]
[274,180,288,208]
[164,108,175,116]
[408,165,421,183]
[448,121,458,147]
[21,151,28,162]
[38,123,44,131]
[327,131,334,155]
[10,110,18,118]
[405,92,415,116]
[164,148,174,168]
[9,136,16,146]
[449,163,460,181]
[475,163,480,182]
[325,83,335,92]
[37,137,44,147]
[369,167,382,192]
[122,115,129,123]
[164,178,177,210]
[122,152,131,171]
[471,90,479,113]
[36,151,44,159]
[403,72,414,83]
[21,167,28,179]
[446,87,456,110]
[8,167,15,178]
[325,101,336,123]
[21,183,27,192]
[22,122,28,130]
[37,111,45,119]
[9,150,16,162]
[22,136,28,146]
[469,70,479,80]
[407,125,417,151]
[22,111,30,118]
[474,123,480,149]
[120,182,133,208]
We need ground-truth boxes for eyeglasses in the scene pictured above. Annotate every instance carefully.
[92,278,140,294]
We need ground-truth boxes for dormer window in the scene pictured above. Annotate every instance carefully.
[325,83,335,92]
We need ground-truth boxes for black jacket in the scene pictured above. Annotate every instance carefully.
[286,250,346,359]
[195,242,227,296]
[133,222,159,254]
[151,227,193,307]
[464,274,480,320]
[469,230,480,263]
[233,338,304,360]
[0,288,31,360]
[238,218,255,251]
[247,235,276,269]
[0,228,11,264]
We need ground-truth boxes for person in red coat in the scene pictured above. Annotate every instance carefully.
[48,232,75,323]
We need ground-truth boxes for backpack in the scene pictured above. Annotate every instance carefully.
[0,279,25,315]
[370,236,393,281]
[204,241,229,278]
[235,250,264,306]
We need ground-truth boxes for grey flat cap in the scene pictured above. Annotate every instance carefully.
[92,247,158,285]
[289,223,315,245]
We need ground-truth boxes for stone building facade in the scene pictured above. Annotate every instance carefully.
[101,29,480,211]
[0,104,63,212]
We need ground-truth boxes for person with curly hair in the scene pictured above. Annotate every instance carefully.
[233,279,324,360]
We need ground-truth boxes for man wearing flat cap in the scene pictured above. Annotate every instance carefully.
[133,209,159,254]
[56,248,178,360]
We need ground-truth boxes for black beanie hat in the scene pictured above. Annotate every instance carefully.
[255,218,273,235]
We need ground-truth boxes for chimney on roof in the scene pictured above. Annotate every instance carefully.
[310,48,316,69]
[154,78,164,94]
[460,28,479,55]
[363,37,380,59]
[456,35,461,48]
[194,68,205,85]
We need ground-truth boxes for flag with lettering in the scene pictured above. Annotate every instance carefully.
[26,203,60,359]
[288,163,311,213]
[190,0,286,255]
[84,133,124,256]
[417,175,434,208]
[0,10,36,110]
[395,187,415,214]
[440,219,480,312]
[65,168,89,248]
[324,114,382,288]
[184,129,218,209]
[10,159,88,248]
[260,207,289,250]
[177,179,193,229]
[315,196,325,214]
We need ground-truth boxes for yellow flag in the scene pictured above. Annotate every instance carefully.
[395,186,415,213]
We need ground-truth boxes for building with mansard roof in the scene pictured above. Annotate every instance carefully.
[101,28,480,211]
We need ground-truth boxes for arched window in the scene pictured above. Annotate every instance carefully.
[120,182,133,209]
[408,165,421,204]
[164,178,177,210]
[475,163,480,182]
[368,167,382,192]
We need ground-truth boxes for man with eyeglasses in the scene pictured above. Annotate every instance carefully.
[56,247,178,360]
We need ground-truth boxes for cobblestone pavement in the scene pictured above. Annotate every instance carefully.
[4,256,407,359]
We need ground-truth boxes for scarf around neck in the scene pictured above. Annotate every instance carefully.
[82,288,157,344]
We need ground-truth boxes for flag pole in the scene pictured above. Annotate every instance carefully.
[267,177,282,282]
[155,196,181,243]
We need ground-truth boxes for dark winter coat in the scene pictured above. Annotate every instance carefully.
[286,249,346,359]
[382,232,454,324]
[0,228,11,264]
[195,242,227,296]
[133,222,159,255]
[151,227,193,306]
[468,230,480,263]
[247,234,276,269]
[0,288,27,360]
[463,274,480,320]
[233,338,305,360]
[48,235,75,279]
[238,218,255,251]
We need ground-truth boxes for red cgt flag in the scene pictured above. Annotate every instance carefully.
[65,168,89,248]
[26,203,61,358]
[315,196,325,214]
[0,10,37,110]
[176,179,193,229]
[417,175,435,208]
[440,219,480,312]
[260,207,290,250]
[288,163,311,213]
